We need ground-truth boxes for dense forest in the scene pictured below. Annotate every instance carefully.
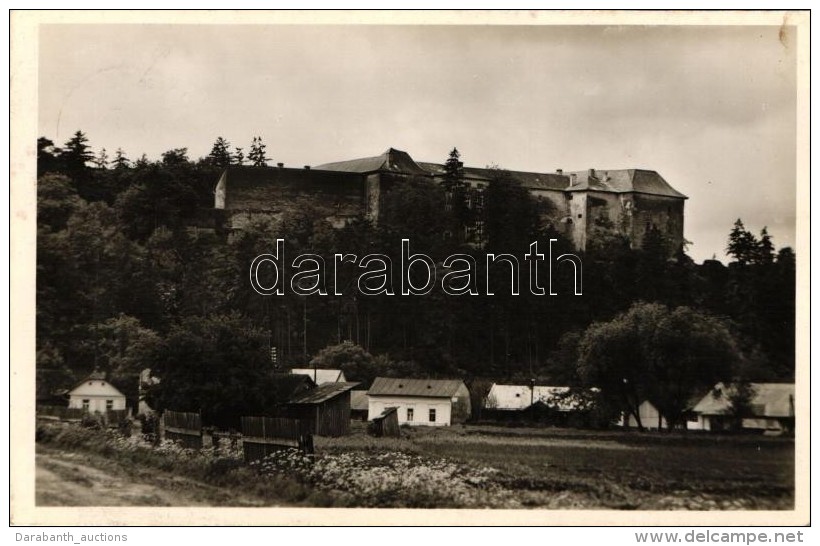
[36,132,796,427]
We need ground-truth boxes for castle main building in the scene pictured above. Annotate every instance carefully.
[215,148,687,252]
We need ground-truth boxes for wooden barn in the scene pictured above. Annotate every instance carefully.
[281,382,359,437]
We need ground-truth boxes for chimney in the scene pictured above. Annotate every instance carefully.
[569,173,577,187]
[304,165,311,170]
[588,168,595,178]
[277,162,284,169]
[556,169,563,175]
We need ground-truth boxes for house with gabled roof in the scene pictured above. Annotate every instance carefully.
[692,382,795,433]
[67,371,126,414]
[367,377,471,426]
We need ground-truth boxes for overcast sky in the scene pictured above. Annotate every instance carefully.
[38,23,798,263]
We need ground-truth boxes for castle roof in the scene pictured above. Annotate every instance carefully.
[316,148,430,176]
[566,169,687,199]
[418,162,569,191]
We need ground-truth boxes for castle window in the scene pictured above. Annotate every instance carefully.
[577,214,583,219]
[475,221,484,242]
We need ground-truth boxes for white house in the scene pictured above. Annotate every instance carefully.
[617,400,667,430]
[290,368,347,385]
[367,377,471,426]
[692,382,795,433]
[68,371,127,413]
[484,384,585,411]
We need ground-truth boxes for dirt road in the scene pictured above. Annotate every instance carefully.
[36,445,265,506]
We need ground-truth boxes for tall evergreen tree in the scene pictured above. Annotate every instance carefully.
[62,130,94,173]
[248,136,269,167]
[756,227,775,265]
[112,148,130,170]
[94,148,109,169]
[727,219,759,266]
[208,137,233,167]
[232,147,245,166]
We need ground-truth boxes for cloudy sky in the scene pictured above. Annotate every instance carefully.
[38,20,798,262]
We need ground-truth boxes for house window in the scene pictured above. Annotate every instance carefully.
[406,408,414,422]
[106,400,114,411]
[82,399,90,411]
[429,408,436,422]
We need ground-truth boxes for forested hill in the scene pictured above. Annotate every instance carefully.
[36,133,796,423]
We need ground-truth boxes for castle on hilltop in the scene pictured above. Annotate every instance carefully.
[214,148,687,252]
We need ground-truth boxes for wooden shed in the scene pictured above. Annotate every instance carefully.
[369,407,400,438]
[281,382,359,437]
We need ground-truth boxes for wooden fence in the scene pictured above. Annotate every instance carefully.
[163,410,203,449]
[36,405,85,422]
[241,416,313,462]
[37,405,129,426]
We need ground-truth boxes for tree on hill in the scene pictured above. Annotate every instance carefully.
[112,148,130,170]
[207,137,233,168]
[62,130,95,173]
[248,136,269,167]
[727,219,759,266]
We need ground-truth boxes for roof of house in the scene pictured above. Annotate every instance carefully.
[566,169,687,199]
[69,373,126,398]
[693,383,795,418]
[290,368,346,385]
[350,390,369,411]
[368,377,466,398]
[316,148,430,176]
[267,374,317,404]
[286,382,360,405]
[484,384,585,411]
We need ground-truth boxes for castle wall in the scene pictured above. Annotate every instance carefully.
[630,194,685,252]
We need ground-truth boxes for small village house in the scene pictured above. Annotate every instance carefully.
[290,368,347,385]
[281,382,359,437]
[367,377,471,426]
[618,400,667,430]
[67,371,127,414]
[483,383,599,425]
[692,382,795,433]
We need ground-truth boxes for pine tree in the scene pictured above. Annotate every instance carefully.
[248,136,269,167]
[208,137,233,168]
[113,148,130,170]
[94,148,109,169]
[756,227,775,265]
[232,147,245,166]
[727,219,759,266]
[442,147,472,242]
[62,130,95,172]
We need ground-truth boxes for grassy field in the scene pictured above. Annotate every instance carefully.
[35,420,794,510]
[316,423,795,510]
